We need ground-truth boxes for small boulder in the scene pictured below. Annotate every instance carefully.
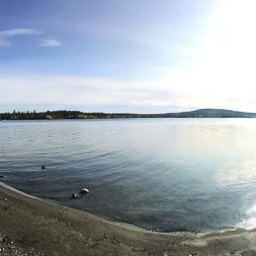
[72,193,79,199]
[79,188,89,195]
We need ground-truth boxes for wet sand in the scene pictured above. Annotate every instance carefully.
[1,181,256,256]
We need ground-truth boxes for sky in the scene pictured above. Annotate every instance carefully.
[1,0,256,113]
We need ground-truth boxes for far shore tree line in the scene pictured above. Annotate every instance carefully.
[1,109,256,120]
[0,110,141,120]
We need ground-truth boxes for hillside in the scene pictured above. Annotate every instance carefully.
[160,109,256,118]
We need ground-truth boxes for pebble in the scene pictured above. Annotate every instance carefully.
[0,233,45,256]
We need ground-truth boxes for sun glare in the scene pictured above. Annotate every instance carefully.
[172,0,256,111]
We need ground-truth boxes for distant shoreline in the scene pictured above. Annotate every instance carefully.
[1,108,256,120]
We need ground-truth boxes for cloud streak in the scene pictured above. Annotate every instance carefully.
[0,28,42,37]
[0,28,42,46]
[131,100,174,107]
[0,28,62,47]
[39,38,62,47]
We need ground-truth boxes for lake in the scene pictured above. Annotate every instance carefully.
[1,118,256,232]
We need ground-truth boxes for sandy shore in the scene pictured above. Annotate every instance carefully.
[1,182,256,256]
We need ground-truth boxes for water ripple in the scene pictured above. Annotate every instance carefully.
[2,119,256,232]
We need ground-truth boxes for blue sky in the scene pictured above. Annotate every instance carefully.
[1,0,256,113]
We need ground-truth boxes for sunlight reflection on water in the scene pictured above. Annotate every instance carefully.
[215,161,256,188]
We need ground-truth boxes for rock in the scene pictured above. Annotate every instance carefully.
[0,175,4,178]
[72,193,79,199]
[71,188,89,199]
[79,188,89,195]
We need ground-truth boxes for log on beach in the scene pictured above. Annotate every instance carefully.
[0,181,255,256]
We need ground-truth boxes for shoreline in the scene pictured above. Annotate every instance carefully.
[1,181,256,255]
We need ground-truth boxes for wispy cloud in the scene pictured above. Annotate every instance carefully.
[0,28,42,47]
[131,100,174,106]
[0,28,62,47]
[0,28,42,37]
[39,38,63,47]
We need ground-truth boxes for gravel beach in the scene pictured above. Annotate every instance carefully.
[1,181,256,256]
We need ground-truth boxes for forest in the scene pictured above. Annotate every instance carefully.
[0,110,141,120]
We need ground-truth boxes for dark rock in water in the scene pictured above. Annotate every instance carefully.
[0,175,4,178]
[79,188,89,195]
[72,193,79,199]
[71,189,89,199]
[41,165,45,169]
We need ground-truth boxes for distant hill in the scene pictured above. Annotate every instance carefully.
[1,108,256,120]
[158,109,256,118]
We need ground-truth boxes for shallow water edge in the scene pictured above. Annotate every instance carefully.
[0,180,252,237]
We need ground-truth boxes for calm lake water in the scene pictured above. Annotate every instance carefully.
[1,118,256,232]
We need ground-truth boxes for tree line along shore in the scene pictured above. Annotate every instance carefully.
[1,108,256,120]
[0,110,137,120]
